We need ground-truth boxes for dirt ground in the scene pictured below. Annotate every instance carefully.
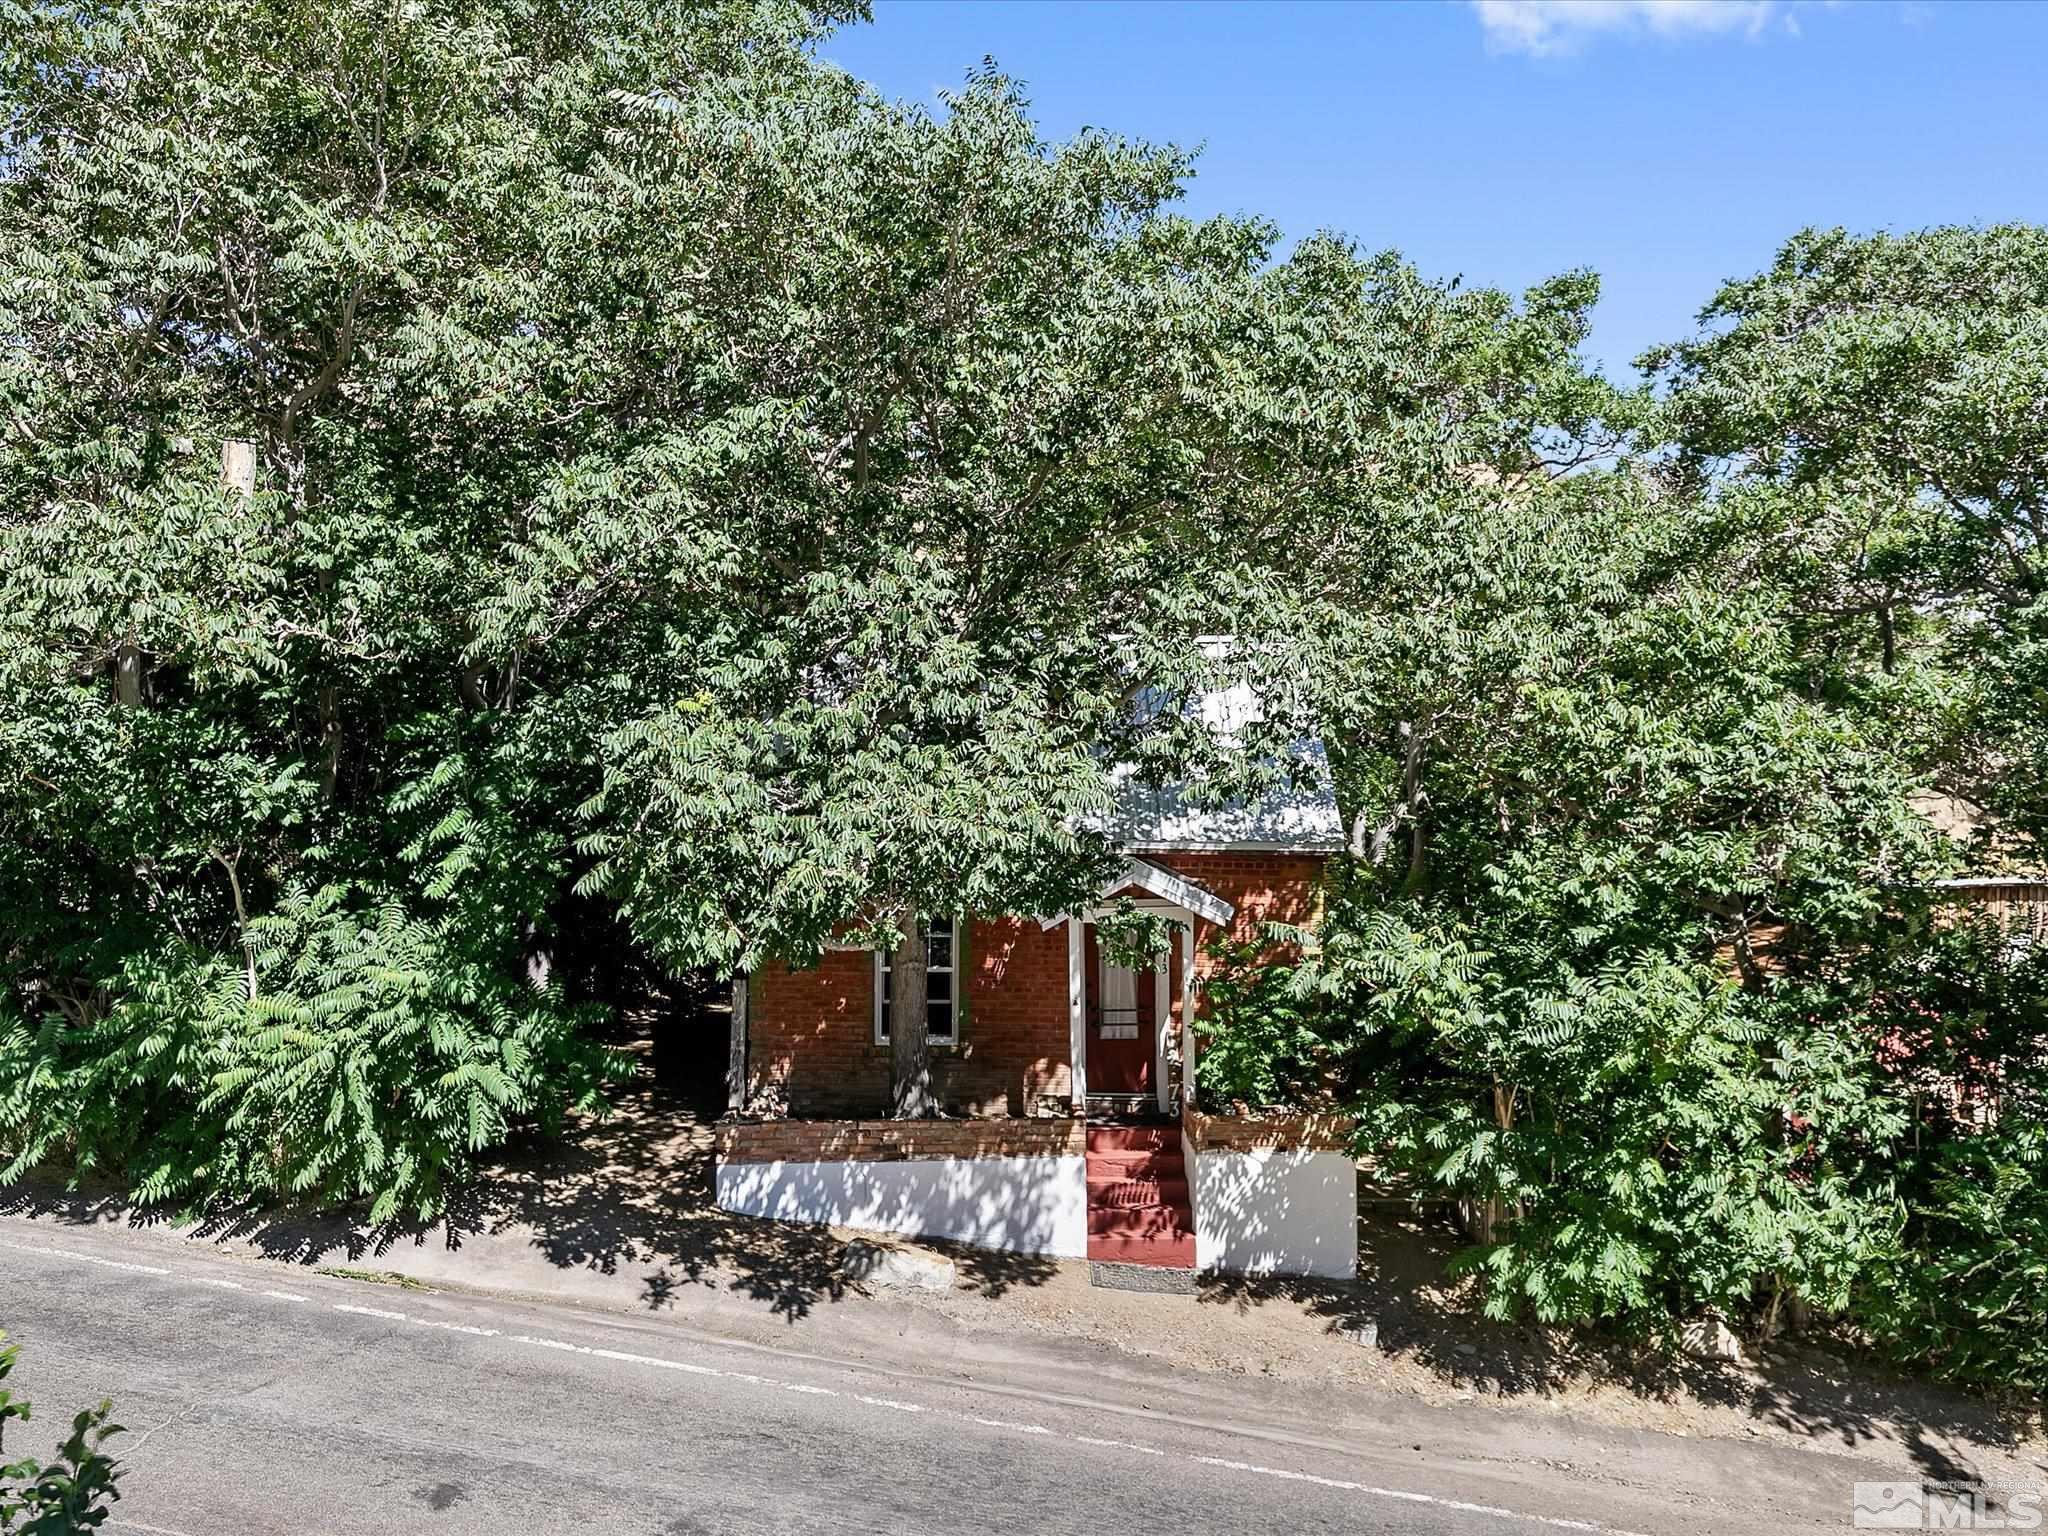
[468,1045,2048,1491]
[923,1207,2045,1472]
[11,1030,2044,1499]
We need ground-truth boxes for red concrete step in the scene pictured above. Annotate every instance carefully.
[1086,1229,1197,1268]
[1087,1202,1191,1239]
[1083,1148,1183,1178]
[1085,1121,1195,1270]
[1084,1159,1180,1187]
[1086,1125,1176,1152]
[1086,1171,1187,1205]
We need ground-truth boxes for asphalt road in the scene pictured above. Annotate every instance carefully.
[0,1228,1722,1536]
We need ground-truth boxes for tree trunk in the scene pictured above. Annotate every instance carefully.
[215,849,257,1002]
[890,909,931,1119]
[1402,719,1429,890]
[319,682,342,800]
[727,974,749,1116]
[1463,1077,1518,1246]
[113,641,143,709]
[219,436,257,496]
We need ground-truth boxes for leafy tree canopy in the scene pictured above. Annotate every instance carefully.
[1651,224,2048,858]
[0,0,1292,1200]
[2,3,2043,1397]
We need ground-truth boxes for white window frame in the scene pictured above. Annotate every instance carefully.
[873,914,958,1046]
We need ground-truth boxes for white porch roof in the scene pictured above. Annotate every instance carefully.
[1039,854,1234,930]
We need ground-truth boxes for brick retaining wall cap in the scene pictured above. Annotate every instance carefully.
[717,1117,1086,1164]
[1181,1108,1355,1153]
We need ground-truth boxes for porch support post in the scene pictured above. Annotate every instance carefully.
[727,974,749,1115]
[1154,945,1171,1116]
[1180,920,1199,1113]
[1067,915,1087,1114]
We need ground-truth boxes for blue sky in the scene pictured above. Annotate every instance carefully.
[821,0,2048,380]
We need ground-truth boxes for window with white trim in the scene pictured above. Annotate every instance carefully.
[874,915,958,1044]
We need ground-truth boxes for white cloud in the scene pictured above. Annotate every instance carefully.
[1472,0,1790,56]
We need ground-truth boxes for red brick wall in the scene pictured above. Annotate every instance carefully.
[1183,1106,1354,1152]
[716,1118,1085,1164]
[1140,851,1327,976]
[745,853,1330,1118]
[747,914,1073,1118]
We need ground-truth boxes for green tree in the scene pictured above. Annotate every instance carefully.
[1651,225,2048,860]
[0,0,852,1201]
[1645,225,2048,1383]
[1155,243,1951,1327]
[563,72,1270,1111]
[1244,466,1945,1326]
[0,0,1278,1195]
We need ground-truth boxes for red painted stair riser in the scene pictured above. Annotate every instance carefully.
[1084,1125,1196,1268]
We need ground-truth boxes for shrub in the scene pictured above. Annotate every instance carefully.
[0,885,621,1224]
[1864,1093,2048,1394]
[0,1330,123,1534]
[1192,939,1342,1110]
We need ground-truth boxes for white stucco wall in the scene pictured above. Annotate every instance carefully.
[1191,1146,1358,1280]
[716,1154,1089,1260]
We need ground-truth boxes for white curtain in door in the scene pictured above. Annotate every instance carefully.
[1098,955,1138,1038]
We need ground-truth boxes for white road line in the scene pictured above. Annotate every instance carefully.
[855,1394,929,1414]
[332,1303,407,1321]
[723,1369,776,1386]
[511,1336,840,1402]
[588,1345,721,1377]
[723,1369,839,1398]
[1071,1434,1164,1455]
[11,1235,1660,1536]
[409,1319,500,1337]
[0,1239,171,1276]
[512,1333,587,1354]
[0,1237,314,1298]
[1192,1456,1640,1535]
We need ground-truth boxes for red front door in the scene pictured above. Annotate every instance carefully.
[1084,925,1155,1096]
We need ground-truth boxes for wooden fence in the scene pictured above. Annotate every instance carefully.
[1929,877,2048,939]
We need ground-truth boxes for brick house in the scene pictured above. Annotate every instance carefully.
[714,710,1361,1280]
[735,848,1327,1122]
